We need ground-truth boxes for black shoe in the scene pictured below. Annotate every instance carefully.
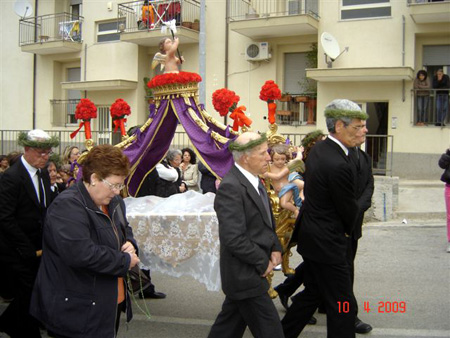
[138,289,167,299]
[355,318,372,334]
[276,290,289,310]
[435,123,441,126]
[308,316,317,325]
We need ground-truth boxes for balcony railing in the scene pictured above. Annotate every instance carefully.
[275,94,317,126]
[407,0,450,4]
[118,0,200,34]
[50,99,80,127]
[19,12,83,46]
[412,89,450,126]
[229,0,319,21]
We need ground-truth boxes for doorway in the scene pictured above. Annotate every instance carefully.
[362,102,389,175]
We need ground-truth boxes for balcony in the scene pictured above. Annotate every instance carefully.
[19,13,83,55]
[229,0,319,39]
[412,89,450,126]
[407,0,450,24]
[118,0,200,47]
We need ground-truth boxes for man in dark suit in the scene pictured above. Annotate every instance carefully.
[208,132,284,338]
[281,99,369,338]
[348,128,374,334]
[0,129,59,337]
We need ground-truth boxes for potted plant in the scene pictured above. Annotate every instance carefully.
[143,77,154,103]
[181,21,192,29]
[278,92,292,102]
[191,19,200,31]
[299,43,318,124]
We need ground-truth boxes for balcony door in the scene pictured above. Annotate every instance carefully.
[67,67,81,125]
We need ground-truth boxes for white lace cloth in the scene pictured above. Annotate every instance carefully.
[124,191,221,291]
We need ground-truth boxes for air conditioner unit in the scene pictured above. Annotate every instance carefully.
[245,42,271,61]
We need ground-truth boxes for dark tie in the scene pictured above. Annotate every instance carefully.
[258,182,272,227]
[37,170,46,209]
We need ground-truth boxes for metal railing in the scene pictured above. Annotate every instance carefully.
[411,89,450,126]
[275,94,316,126]
[0,130,392,176]
[118,0,200,33]
[229,0,319,21]
[19,12,83,46]
[407,0,450,5]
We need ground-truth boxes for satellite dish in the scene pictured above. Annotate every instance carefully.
[320,32,349,68]
[14,0,33,19]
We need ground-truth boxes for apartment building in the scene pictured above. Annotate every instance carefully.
[1,0,449,178]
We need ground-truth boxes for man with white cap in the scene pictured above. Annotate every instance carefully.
[0,129,59,337]
[281,100,368,338]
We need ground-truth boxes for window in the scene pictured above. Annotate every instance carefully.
[96,20,124,43]
[66,67,81,125]
[341,0,391,20]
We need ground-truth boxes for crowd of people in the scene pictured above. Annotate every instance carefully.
[0,96,447,338]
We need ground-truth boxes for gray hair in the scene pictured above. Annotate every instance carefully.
[326,116,353,133]
[166,149,182,162]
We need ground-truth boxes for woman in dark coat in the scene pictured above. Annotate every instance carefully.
[30,145,140,338]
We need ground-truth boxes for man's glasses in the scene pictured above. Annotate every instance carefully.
[33,148,53,157]
[348,124,367,131]
[102,178,125,191]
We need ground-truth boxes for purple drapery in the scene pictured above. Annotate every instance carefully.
[172,97,235,177]
[124,100,178,196]
[123,97,235,196]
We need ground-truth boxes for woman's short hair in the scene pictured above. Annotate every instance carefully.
[166,149,182,163]
[181,147,196,164]
[416,70,427,79]
[82,145,129,183]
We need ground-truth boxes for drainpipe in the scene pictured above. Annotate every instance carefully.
[199,0,206,104]
[402,15,405,102]
[224,0,229,125]
[32,0,39,128]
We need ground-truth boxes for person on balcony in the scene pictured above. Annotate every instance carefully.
[433,69,450,127]
[413,70,431,126]
[141,0,155,29]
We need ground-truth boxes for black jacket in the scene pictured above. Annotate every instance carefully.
[198,161,217,193]
[438,149,450,184]
[215,165,281,300]
[0,158,52,262]
[30,181,136,338]
[297,138,358,265]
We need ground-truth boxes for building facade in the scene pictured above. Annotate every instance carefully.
[1,0,449,178]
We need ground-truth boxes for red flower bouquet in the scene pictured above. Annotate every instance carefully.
[70,99,97,139]
[259,80,282,102]
[147,71,202,88]
[110,99,131,136]
[259,80,281,124]
[212,88,240,117]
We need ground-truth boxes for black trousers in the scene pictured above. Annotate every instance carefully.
[0,258,41,338]
[281,259,355,338]
[208,293,284,338]
[275,262,305,297]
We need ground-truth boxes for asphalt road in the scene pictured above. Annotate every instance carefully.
[1,222,449,338]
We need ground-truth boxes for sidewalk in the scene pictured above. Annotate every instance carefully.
[393,179,446,222]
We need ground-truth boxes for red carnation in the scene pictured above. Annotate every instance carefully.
[75,98,97,120]
[259,80,281,102]
[212,88,240,117]
[110,99,131,118]
[148,71,202,88]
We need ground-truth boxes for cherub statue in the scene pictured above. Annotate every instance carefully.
[152,37,184,73]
